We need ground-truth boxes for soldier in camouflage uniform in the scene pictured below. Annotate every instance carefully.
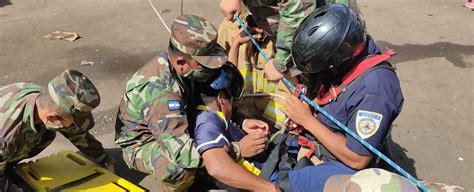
[0,70,112,191]
[218,0,366,130]
[114,15,229,191]
[219,0,366,80]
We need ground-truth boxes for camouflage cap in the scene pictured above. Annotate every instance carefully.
[323,168,418,192]
[170,15,227,69]
[48,69,100,130]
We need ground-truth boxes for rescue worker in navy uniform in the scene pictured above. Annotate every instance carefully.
[280,4,404,191]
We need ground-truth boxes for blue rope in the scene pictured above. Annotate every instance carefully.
[234,14,429,192]
[234,16,271,62]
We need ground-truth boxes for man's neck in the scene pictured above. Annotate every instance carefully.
[205,102,220,113]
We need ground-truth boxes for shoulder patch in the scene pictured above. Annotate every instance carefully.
[355,110,383,139]
[167,100,182,111]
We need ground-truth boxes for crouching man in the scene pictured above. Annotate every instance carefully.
[0,70,113,191]
[192,64,280,192]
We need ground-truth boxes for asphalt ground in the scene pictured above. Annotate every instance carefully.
[0,0,473,191]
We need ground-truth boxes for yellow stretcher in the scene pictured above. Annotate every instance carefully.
[15,150,145,192]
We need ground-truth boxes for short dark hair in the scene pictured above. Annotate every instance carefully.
[200,90,232,106]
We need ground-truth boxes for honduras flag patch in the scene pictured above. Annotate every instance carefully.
[167,100,182,111]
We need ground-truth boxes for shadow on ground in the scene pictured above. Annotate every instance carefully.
[383,129,418,178]
[378,41,474,68]
[0,0,12,7]
[105,148,149,190]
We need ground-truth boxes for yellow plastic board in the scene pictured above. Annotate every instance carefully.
[15,150,145,192]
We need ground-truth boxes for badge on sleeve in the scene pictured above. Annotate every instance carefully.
[167,100,182,111]
[356,110,383,139]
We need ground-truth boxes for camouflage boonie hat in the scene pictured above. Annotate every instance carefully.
[324,168,418,192]
[170,15,227,69]
[48,69,100,130]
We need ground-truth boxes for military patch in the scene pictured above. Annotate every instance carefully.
[167,100,182,111]
[355,110,383,139]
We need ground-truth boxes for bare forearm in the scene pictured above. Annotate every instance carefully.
[302,118,371,169]
[203,149,275,191]
[228,41,241,66]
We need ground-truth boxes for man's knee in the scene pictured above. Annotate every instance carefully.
[121,148,153,175]
[159,168,196,192]
[121,141,163,174]
[123,141,200,191]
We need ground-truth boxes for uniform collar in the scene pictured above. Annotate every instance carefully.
[24,92,41,133]
[196,105,228,128]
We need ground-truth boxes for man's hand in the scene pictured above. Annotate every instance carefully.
[264,59,285,81]
[98,157,115,173]
[104,160,115,173]
[239,132,268,158]
[242,119,269,135]
[282,95,313,128]
[228,27,263,65]
[220,0,241,21]
[232,28,263,46]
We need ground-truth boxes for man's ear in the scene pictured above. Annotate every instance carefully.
[176,56,187,66]
[217,91,227,106]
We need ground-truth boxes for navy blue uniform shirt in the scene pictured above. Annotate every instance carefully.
[285,64,404,192]
[316,64,404,156]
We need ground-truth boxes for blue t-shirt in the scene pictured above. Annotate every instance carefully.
[316,65,404,156]
[193,106,245,155]
[192,105,246,191]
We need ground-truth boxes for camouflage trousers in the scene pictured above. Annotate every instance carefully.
[122,135,202,192]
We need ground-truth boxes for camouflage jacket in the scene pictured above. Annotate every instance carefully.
[115,50,197,158]
[0,83,109,177]
[244,0,361,72]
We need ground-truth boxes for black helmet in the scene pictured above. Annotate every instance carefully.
[291,4,366,73]
[198,63,244,100]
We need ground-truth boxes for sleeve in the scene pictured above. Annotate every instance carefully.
[115,83,157,146]
[274,0,316,72]
[143,85,191,157]
[193,113,229,155]
[227,122,245,142]
[60,128,110,165]
[0,138,18,177]
[344,94,397,156]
